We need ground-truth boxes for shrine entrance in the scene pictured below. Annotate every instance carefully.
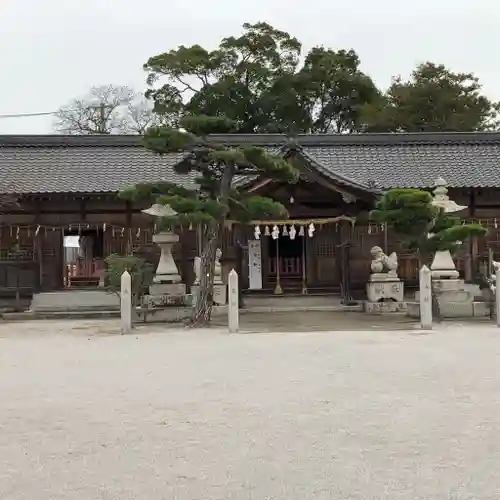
[267,228,305,291]
[63,229,105,288]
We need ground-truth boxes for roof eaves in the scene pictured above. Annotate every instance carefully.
[295,132,500,147]
[294,148,382,195]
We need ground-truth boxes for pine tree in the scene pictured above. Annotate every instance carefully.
[371,188,486,320]
[371,189,486,263]
[119,115,299,325]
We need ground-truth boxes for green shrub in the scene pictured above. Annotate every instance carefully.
[104,254,154,306]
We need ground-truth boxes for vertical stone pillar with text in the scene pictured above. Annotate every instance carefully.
[419,265,432,329]
[228,269,239,333]
[120,270,132,334]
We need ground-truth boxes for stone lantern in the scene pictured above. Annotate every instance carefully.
[407,178,488,318]
[142,203,186,297]
[429,178,468,280]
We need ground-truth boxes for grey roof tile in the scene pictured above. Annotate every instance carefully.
[305,142,500,188]
[0,146,198,194]
[2,133,500,194]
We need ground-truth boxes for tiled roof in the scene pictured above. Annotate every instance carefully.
[1,132,500,194]
[302,134,500,188]
[0,146,197,194]
[0,135,283,194]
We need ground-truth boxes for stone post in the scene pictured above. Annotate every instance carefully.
[120,270,132,335]
[228,269,239,333]
[419,265,432,330]
[496,267,500,328]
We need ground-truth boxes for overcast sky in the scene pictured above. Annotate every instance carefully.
[1,0,499,134]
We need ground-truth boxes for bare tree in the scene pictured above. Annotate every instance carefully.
[53,85,161,135]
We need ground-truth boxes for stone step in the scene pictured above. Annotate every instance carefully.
[31,290,119,313]
[3,310,120,321]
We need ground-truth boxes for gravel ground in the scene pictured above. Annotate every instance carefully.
[1,320,500,499]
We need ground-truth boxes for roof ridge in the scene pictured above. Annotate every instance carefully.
[2,132,500,149]
[0,135,143,148]
[295,132,500,146]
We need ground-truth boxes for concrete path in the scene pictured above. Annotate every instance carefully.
[1,320,500,499]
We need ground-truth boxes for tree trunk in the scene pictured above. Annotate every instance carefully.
[190,223,220,326]
[189,161,234,327]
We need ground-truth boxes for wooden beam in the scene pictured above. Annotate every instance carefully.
[125,201,132,254]
[79,199,87,221]
[0,208,142,215]
[33,200,43,291]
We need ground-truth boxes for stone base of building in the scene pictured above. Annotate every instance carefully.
[406,301,490,318]
[364,301,407,314]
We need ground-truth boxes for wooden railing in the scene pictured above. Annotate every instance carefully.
[268,257,302,278]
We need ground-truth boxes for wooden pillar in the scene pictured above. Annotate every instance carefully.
[125,201,132,254]
[465,189,476,281]
[33,201,43,292]
[337,221,353,302]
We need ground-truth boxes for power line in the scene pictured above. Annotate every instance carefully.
[0,111,56,119]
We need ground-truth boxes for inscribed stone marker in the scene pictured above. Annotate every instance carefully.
[419,265,432,330]
[121,270,132,335]
[228,269,239,333]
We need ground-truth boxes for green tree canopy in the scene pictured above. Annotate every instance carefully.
[119,115,299,325]
[363,63,500,132]
[143,22,380,134]
[371,188,486,263]
[297,48,381,133]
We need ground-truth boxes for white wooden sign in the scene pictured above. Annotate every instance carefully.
[248,239,263,290]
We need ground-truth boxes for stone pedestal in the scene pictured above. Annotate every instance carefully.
[214,283,227,305]
[431,250,459,279]
[366,278,404,303]
[145,283,187,309]
[149,283,186,297]
[152,231,182,284]
[409,277,488,319]
[365,277,405,314]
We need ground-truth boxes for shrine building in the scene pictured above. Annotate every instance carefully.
[1,132,499,305]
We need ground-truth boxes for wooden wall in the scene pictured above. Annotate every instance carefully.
[3,186,500,297]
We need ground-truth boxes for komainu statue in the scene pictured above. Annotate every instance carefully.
[370,246,398,276]
[366,245,404,304]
